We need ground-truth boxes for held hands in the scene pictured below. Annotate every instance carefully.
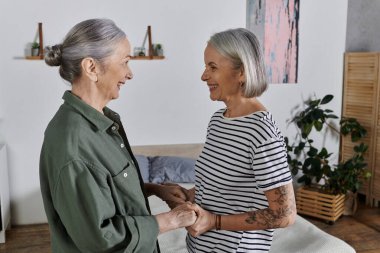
[153,184,216,236]
[159,185,215,237]
[184,187,195,203]
[158,183,194,209]
[155,202,197,234]
[186,204,215,237]
[169,202,198,228]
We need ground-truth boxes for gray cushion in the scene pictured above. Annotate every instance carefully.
[135,155,150,182]
[149,156,196,183]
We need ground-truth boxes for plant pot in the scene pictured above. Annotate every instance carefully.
[343,191,358,216]
[153,44,164,56]
[31,48,39,56]
[296,185,345,223]
[155,48,164,56]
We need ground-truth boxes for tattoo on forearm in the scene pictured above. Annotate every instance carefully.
[273,186,287,205]
[245,185,295,228]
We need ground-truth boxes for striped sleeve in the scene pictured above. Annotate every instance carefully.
[251,137,292,191]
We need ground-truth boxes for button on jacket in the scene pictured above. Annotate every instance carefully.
[40,91,160,253]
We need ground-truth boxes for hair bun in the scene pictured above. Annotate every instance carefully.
[44,44,63,66]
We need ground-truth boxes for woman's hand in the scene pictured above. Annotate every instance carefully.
[155,202,197,234]
[183,187,195,203]
[145,183,188,208]
[160,183,189,208]
[186,204,215,237]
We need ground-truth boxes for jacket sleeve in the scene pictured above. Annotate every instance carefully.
[53,159,159,253]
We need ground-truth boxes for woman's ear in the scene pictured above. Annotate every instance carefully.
[81,57,98,82]
[238,66,246,84]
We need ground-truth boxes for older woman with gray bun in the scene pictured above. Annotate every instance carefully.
[40,18,196,253]
[182,28,297,252]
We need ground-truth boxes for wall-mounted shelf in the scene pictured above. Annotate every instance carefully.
[132,26,165,60]
[25,23,44,60]
[24,25,165,61]
[24,55,165,61]
[131,56,165,60]
[25,56,44,60]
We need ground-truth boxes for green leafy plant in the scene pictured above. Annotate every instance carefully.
[32,42,39,49]
[285,94,371,195]
[154,43,163,56]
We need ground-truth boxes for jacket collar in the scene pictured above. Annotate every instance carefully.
[62,90,115,132]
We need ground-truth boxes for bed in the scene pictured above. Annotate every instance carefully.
[132,143,356,253]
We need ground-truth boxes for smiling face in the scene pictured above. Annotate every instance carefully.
[96,37,133,101]
[201,44,243,102]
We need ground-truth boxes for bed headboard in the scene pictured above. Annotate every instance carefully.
[131,143,204,159]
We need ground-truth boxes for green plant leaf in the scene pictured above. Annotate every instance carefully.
[307,147,318,157]
[320,94,333,104]
[302,123,313,138]
[303,157,313,169]
[314,121,323,131]
[318,148,328,157]
[297,175,307,183]
[308,99,321,107]
[326,114,339,119]
[322,165,332,176]
[311,109,324,121]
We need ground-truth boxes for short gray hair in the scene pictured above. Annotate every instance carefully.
[45,19,126,83]
[208,28,267,97]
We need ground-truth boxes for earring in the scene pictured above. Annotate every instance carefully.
[240,81,245,87]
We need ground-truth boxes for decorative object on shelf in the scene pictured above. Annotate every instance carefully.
[285,94,371,220]
[31,42,40,56]
[26,22,44,60]
[132,26,164,60]
[153,43,164,56]
[133,47,146,56]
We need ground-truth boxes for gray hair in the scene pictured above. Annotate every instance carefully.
[208,28,267,97]
[45,19,126,83]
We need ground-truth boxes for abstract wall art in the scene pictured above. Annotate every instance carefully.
[247,0,300,83]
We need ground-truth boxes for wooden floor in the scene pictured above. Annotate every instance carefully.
[305,198,380,253]
[1,199,379,253]
[0,223,51,253]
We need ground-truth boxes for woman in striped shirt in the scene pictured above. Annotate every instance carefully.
[185,28,297,253]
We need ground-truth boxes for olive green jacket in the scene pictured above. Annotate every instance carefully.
[40,91,160,253]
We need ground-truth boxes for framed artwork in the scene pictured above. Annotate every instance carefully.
[246,0,300,83]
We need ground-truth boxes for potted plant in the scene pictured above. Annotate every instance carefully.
[154,43,164,56]
[285,94,371,221]
[31,42,39,56]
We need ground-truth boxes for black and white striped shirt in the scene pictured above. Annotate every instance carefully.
[186,109,292,253]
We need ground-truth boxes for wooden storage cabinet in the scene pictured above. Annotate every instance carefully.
[342,52,380,206]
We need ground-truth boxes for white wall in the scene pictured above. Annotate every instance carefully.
[0,0,347,225]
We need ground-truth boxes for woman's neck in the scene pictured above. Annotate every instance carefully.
[224,97,266,118]
[71,82,107,114]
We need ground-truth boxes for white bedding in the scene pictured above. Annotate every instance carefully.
[148,184,356,253]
